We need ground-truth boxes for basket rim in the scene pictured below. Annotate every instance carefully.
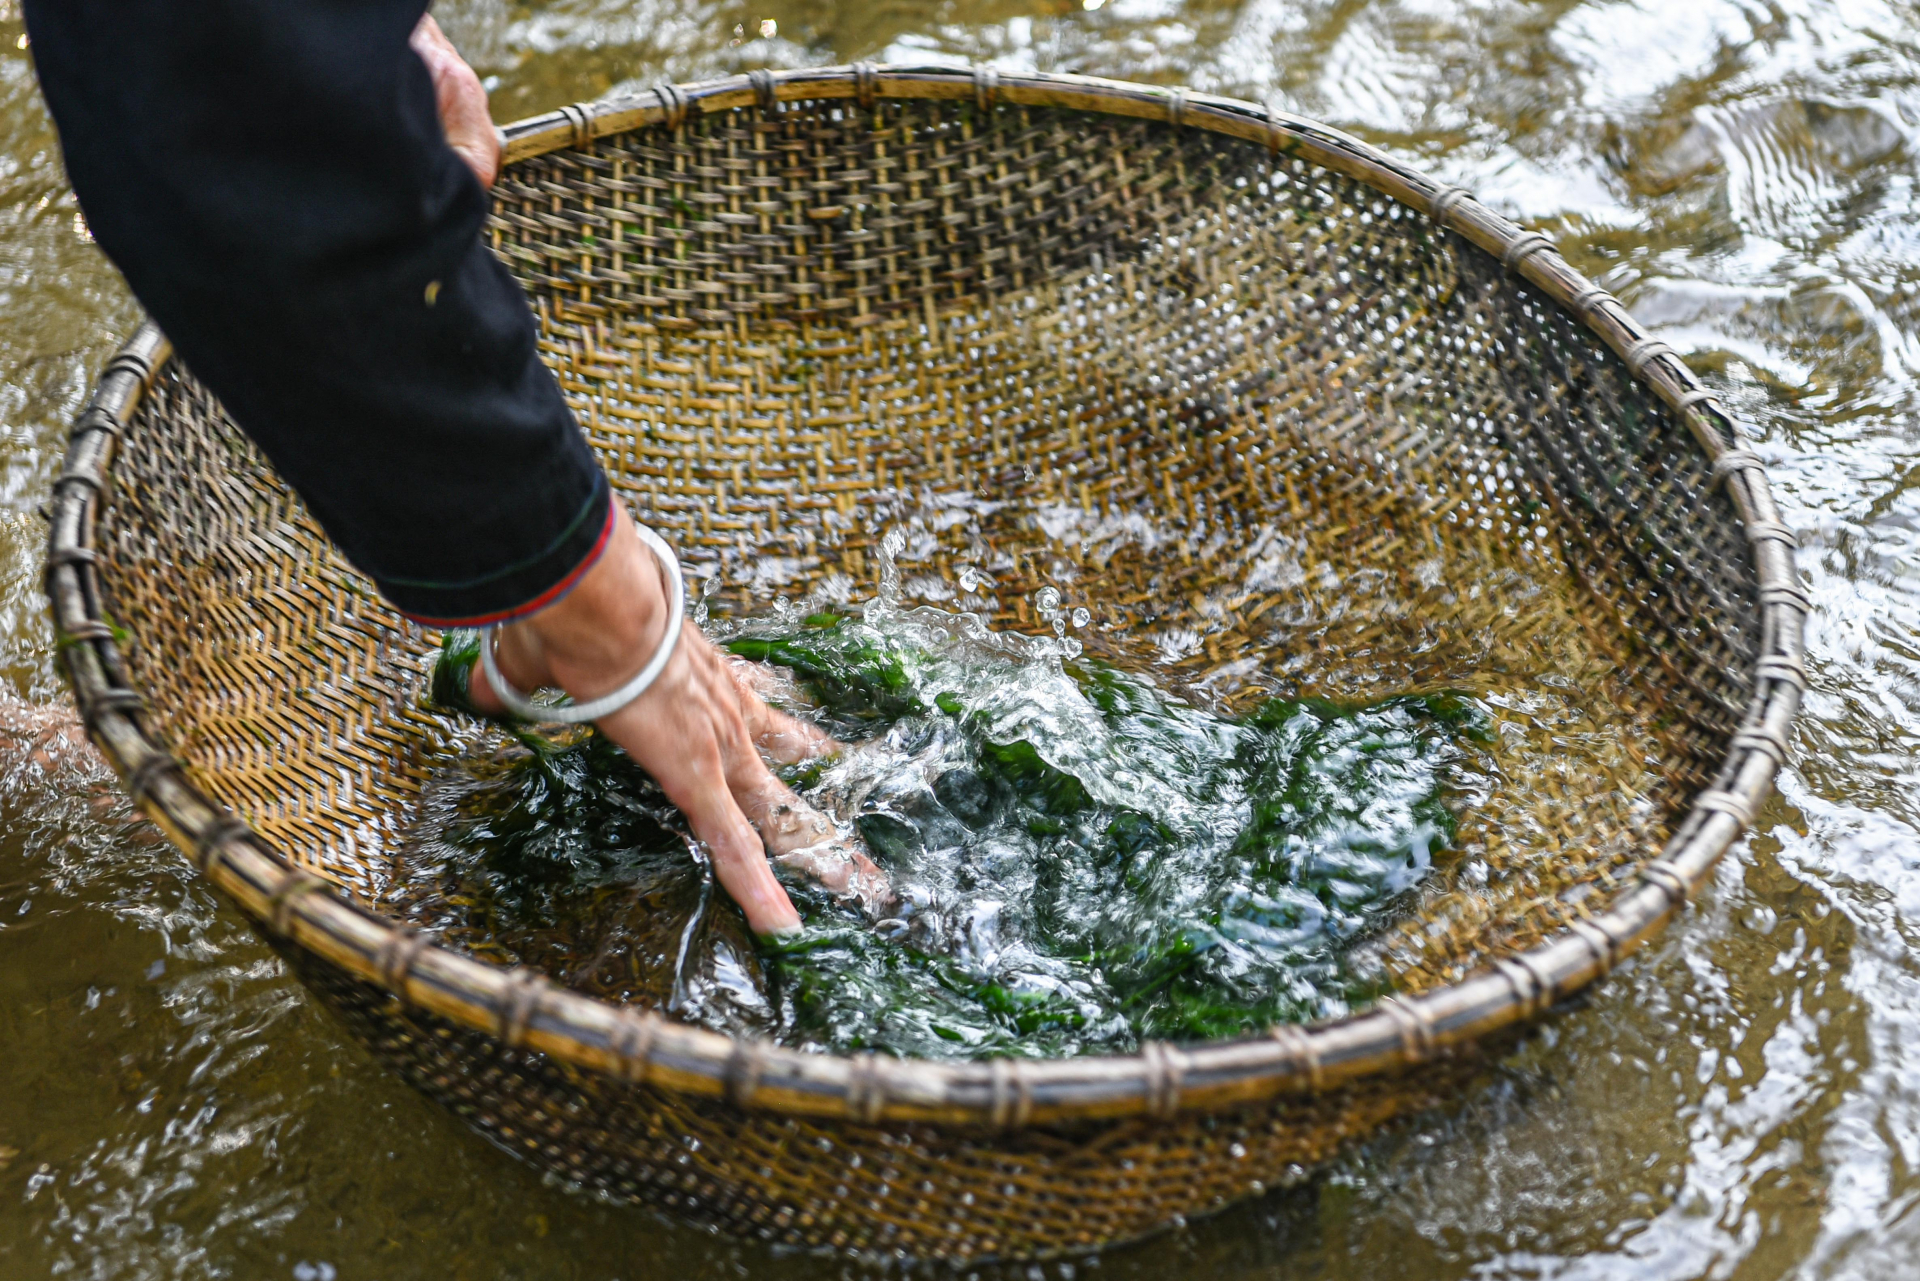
[46,62,1807,1130]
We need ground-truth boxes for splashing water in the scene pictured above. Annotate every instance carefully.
[402,552,1491,1060]
[732,602,1485,1057]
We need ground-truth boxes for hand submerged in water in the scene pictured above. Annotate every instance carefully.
[755,794,896,918]
[403,32,892,929]
[720,663,895,918]
[464,512,890,934]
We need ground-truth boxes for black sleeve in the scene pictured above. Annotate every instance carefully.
[23,0,612,624]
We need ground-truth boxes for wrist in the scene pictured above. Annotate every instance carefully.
[533,516,669,697]
[481,513,677,720]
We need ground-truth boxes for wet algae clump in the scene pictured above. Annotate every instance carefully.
[413,603,1490,1061]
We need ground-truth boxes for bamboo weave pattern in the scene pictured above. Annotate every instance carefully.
[53,69,1799,1261]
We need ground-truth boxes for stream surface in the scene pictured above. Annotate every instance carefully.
[3,0,1920,1276]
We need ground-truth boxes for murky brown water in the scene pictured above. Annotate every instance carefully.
[3,0,1917,1276]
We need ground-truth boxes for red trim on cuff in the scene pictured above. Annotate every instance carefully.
[402,495,619,629]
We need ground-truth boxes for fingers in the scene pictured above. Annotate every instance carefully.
[725,657,841,763]
[597,646,801,936]
[735,770,834,855]
[736,769,896,917]
[672,760,804,937]
[409,14,501,188]
[408,13,456,57]
[609,639,883,926]
[712,654,889,909]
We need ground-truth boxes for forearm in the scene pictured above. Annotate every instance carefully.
[24,0,606,623]
[26,3,871,935]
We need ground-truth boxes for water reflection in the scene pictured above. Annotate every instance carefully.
[5,0,1920,1275]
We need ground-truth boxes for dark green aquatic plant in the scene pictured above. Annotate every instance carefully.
[724,607,1481,1056]
[421,604,1486,1059]
[723,609,925,724]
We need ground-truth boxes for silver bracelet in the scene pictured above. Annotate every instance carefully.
[479,520,686,725]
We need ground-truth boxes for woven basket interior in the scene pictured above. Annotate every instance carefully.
[84,87,1761,1257]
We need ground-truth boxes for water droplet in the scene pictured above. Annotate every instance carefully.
[1035,586,1061,616]
[875,528,906,604]
[958,567,981,593]
[1053,618,1067,636]
[1071,606,1091,629]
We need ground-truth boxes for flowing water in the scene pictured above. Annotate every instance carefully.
[4,0,1920,1276]
[402,586,1491,1059]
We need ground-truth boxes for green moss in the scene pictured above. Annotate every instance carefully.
[439,607,1487,1059]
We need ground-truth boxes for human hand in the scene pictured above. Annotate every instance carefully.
[409,14,500,189]
[467,512,891,935]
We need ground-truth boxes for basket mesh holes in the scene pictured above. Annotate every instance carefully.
[94,93,1762,1257]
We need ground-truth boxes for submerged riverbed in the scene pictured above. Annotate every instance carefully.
[5,0,1920,1277]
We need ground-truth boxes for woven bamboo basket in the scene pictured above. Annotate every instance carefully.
[46,65,1805,1260]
